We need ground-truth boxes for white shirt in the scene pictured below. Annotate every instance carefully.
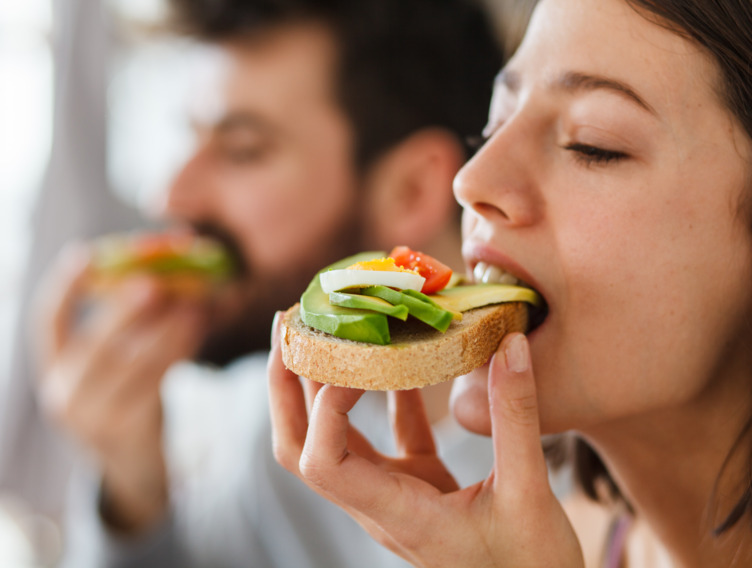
[63,353,497,568]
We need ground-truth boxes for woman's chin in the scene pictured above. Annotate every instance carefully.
[449,365,492,436]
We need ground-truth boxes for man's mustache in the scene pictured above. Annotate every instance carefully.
[190,221,249,277]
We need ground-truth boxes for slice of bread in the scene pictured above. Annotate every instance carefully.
[87,272,216,299]
[280,302,528,390]
[87,232,233,299]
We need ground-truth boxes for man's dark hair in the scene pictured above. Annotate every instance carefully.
[167,0,502,167]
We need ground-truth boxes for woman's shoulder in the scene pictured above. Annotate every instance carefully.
[562,490,619,568]
[562,492,673,568]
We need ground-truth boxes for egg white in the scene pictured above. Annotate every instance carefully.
[320,269,426,294]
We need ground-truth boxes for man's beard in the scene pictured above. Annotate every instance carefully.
[193,279,295,367]
[191,214,365,367]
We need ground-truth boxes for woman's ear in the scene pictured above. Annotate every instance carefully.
[360,128,465,251]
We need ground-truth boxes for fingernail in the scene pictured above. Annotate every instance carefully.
[270,311,283,349]
[504,333,529,373]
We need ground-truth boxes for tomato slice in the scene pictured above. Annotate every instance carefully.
[133,233,193,262]
[389,246,453,294]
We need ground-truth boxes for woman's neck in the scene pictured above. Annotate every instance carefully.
[581,367,752,567]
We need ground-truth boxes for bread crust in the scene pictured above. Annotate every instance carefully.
[280,302,528,390]
[87,272,215,299]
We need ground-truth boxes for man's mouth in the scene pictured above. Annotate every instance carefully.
[472,261,549,332]
[191,221,249,278]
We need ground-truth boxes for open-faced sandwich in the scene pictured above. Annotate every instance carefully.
[88,231,234,298]
[280,246,541,390]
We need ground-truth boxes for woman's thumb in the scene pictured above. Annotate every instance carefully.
[489,332,550,498]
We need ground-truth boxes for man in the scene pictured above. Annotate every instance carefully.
[36,0,503,565]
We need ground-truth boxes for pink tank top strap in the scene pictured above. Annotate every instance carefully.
[601,512,633,568]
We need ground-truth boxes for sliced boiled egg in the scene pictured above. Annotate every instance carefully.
[320,257,426,294]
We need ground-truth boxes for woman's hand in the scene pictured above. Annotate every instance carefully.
[268,314,584,568]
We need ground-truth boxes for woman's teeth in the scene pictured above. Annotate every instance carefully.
[473,261,548,330]
[473,262,522,286]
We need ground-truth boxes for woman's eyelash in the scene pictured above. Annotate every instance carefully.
[565,143,627,165]
[464,134,488,153]
[464,137,628,166]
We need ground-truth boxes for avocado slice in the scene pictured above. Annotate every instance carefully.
[402,288,462,320]
[93,240,234,280]
[300,251,392,345]
[361,285,455,332]
[431,284,541,313]
[329,291,409,320]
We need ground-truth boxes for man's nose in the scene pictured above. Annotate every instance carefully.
[158,150,212,221]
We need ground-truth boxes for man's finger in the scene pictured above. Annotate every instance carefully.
[37,242,91,361]
[77,276,162,346]
[97,303,206,408]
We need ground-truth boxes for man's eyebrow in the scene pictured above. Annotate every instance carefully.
[215,112,274,135]
[552,71,656,115]
[493,69,656,116]
[189,112,275,138]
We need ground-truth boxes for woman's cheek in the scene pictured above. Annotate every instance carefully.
[450,364,493,435]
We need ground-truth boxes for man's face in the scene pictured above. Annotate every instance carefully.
[161,24,365,363]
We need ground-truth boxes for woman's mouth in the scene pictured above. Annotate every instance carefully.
[472,261,549,332]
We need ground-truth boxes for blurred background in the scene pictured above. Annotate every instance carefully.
[0,0,52,384]
[0,0,193,365]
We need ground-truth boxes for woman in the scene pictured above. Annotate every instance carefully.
[267,0,752,566]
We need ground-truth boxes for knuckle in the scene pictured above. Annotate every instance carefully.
[75,408,111,448]
[502,475,552,506]
[298,450,330,488]
[271,442,300,473]
[86,424,111,451]
[38,379,75,426]
[500,394,539,426]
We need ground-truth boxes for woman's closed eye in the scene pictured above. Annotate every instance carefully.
[464,130,631,167]
[464,134,489,155]
[565,143,628,166]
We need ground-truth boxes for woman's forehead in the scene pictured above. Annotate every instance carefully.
[512,0,724,119]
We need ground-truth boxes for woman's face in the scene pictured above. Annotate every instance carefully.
[451,0,752,436]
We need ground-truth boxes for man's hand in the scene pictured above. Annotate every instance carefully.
[35,244,206,534]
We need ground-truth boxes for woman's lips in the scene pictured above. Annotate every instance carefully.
[463,241,550,332]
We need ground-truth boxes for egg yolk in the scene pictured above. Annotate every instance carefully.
[346,257,419,275]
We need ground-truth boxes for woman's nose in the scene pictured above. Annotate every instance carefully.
[453,120,542,228]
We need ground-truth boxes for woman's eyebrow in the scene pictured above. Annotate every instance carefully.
[551,71,657,116]
[494,68,656,117]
